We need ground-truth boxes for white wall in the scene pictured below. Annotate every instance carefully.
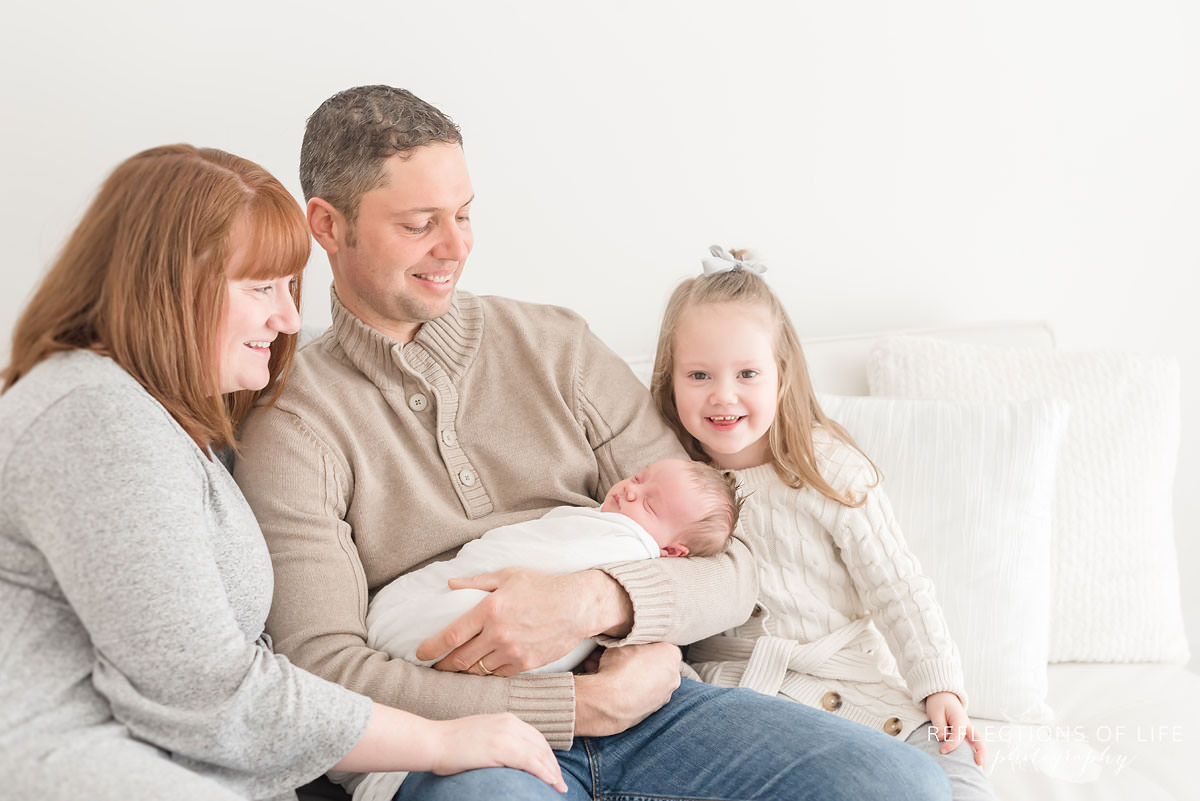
[3,1,1197,665]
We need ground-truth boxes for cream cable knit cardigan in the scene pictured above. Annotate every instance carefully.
[689,431,966,740]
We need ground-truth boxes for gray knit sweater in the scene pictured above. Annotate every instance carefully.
[0,350,372,800]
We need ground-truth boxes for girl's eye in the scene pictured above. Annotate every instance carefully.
[738,369,759,379]
[687,371,710,381]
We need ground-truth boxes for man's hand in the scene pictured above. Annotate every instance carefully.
[573,643,682,737]
[415,568,633,676]
[925,691,986,768]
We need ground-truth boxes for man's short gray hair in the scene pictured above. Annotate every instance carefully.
[299,85,462,240]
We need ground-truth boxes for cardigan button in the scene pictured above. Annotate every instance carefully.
[459,469,477,487]
[408,393,428,412]
[883,717,903,736]
[820,691,842,712]
[441,429,457,446]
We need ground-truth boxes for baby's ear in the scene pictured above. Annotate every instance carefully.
[661,543,690,558]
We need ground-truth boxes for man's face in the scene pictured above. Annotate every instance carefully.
[331,143,474,343]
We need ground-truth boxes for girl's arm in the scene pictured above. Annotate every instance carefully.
[335,704,566,791]
[820,443,984,765]
[819,441,967,701]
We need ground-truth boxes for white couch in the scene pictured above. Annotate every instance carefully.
[796,321,1199,800]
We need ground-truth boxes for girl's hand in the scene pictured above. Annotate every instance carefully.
[924,691,986,769]
[426,713,567,792]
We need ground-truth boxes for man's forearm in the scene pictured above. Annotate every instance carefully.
[597,534,759,647]
[300,634,580,749]
[583,569,635,638]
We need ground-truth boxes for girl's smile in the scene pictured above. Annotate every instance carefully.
[671,301,780,470]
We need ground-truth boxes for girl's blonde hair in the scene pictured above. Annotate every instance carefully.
[2,144,308,451]
[650,265,877,508]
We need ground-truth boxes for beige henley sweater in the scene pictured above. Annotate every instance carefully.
[234,289,758,749]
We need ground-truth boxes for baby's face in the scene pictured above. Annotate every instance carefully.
[600,459,698,554]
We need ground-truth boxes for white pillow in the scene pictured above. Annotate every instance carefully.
[819,394,1069,723]
[867,337,1187,664]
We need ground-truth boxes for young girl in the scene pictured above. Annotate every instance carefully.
[650,247,992,800]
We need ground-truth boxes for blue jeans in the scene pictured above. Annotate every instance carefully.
[397,679,951,800]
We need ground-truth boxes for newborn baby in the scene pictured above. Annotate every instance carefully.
[366,458,738,674]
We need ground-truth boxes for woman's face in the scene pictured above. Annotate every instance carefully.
[216,241,301,394]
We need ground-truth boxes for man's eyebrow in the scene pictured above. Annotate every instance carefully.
[395,195,476,215]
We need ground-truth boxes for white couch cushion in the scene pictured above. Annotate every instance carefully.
[867,337,1188,664]
[820,394,1069,722]
[980,663,1200,801]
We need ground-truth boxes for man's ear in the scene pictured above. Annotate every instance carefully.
[660,543,690,558]
[307,197,343,255]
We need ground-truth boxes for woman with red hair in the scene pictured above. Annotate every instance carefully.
[0,145,564,800]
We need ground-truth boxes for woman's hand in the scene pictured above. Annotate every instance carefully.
[424,713,567,791]
[334,705,566,792]
[924,691,986,768]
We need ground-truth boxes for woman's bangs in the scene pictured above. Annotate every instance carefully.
[230,189,311,282]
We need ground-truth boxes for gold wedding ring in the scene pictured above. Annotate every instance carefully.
[475,657,493,676]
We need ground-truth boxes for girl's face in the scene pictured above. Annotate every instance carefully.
[672,301,779,470]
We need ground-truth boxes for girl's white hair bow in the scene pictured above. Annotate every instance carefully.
[701,245,767,276]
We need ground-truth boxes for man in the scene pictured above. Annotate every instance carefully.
[235,85,948,800]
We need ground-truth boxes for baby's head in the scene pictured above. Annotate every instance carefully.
[600,458,739,557]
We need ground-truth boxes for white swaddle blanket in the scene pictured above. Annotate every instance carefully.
[344,505,661,801]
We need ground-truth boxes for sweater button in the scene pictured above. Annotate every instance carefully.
[441,429,457,446]
[820,692,842,712]
[459,469,477,487]
[408,393,428,412]
[883,717,903,736]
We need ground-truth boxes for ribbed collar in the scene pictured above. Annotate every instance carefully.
[329,285,484,385]
[733,462,782,489]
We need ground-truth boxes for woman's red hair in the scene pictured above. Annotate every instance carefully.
[2,144,309,450]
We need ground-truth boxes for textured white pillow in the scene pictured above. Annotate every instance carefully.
[819,394,1069,723]
[867,338,1187,664]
